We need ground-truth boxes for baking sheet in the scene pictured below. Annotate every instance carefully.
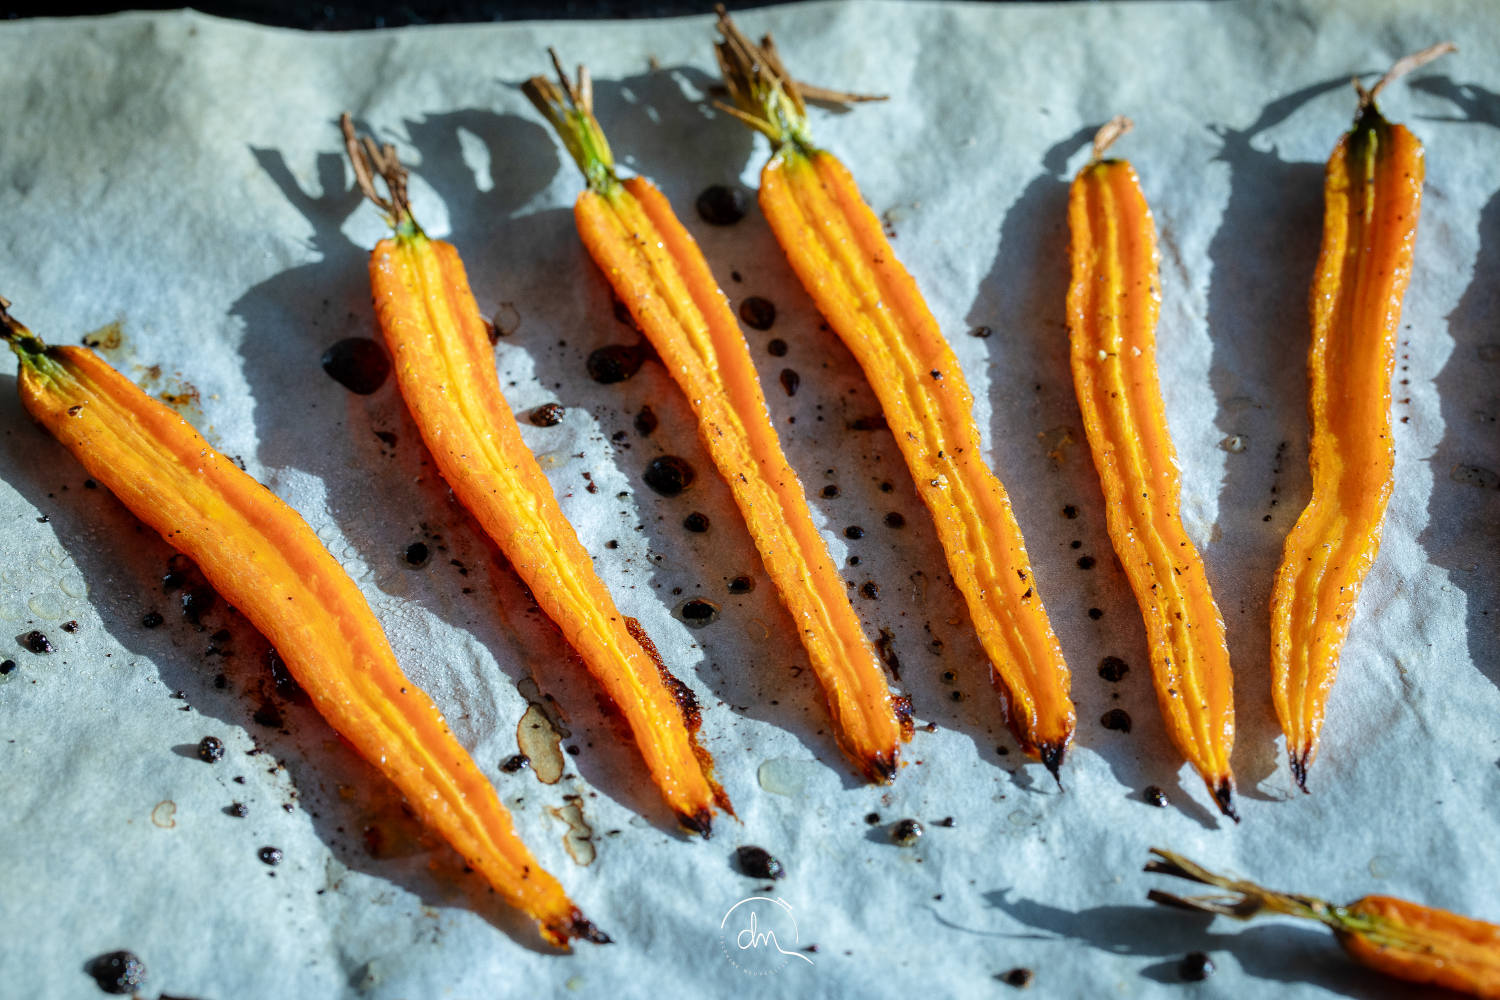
[1,2,1497,997]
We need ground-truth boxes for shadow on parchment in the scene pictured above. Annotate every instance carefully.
[1201,76,1350,800]
[1409,76,1500,695]
[983,890,1432,997]
[963,123,1226,829]
[0,373,559,956]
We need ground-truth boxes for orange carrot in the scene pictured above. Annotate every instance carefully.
[0,299,604,948]
[341,116,730,834]
[712,11,1075,775]
[524,56,910,783]
[1066,118,1237,819]
[1269,43,1453,790]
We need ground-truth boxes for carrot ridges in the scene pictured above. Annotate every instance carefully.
[1,304,598,948]
[1066,121,1237,817]
[712,12,1076,771]
[1268,45,1448,790]
[343,117,727,836]
[528,54,909,784]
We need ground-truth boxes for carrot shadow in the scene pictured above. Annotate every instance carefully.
[1202,76,1350,800]
[984,889,1429,997]
[1409,76,1500,691]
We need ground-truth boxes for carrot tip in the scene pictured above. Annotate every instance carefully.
[1039,741,1067,789]
[864,749,899,785]
[1213,779,1240,823]
[678,807,714,840]
[1289,751,1310,794]
[571,912,613,945]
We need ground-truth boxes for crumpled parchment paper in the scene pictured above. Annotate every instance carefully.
[1,2,1497,997]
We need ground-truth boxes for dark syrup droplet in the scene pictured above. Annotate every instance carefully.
[695,184,747,226]
[1180,952,1215,981]
[727,576,754,594]
[403,542,430,568]
[644,456,695,496]
[734,845,785,879]
[1143,785,1168,808]
[86,951,146,994]
[258,846,283,866]
[586,344,644,384]
[683,511,710,533]
[321,337,390,395]
[1100,708,1132,732]
[197,736,225,763]
[634,405,658,436]
[1098,656,1129,682]
[766,337,788,357]
[738,296,777,330]
[779,368,800,396]
[678,598,719,628]
[891,818,923,846]
[528,402,565,427]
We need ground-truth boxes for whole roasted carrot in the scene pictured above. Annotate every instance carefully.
[1066,118,1237,819]
[1148,848,1500,997]
[339,116,730,835]
[523,55,911,783]
[712,11,1075,775]
[1269,43,1453,791]
[0,299,604,948]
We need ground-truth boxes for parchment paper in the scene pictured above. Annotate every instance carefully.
[1,3,1497,997]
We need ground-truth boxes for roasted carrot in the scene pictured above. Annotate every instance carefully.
[0,298,603,948]
[1066,118,1237,819]
[1148,848,1500,997]
[340,116,729,835]
[523,55,910,783]
[1269,43,1453,791]
[712,11,1075,775]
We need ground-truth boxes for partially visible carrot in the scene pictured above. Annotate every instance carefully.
[524,55,910,783]
[1066,118,1238,819]
[340,116,730,835]
[712,10,1075,775]
[0,299,604,948]
[1269,43,1453,791]
[1149,848,1500,997]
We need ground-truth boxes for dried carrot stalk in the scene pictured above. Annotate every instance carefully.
[0,299,603,948]
[340,116,730,835]
[1270,43,1454,791]
[523,55,911,784]
[1148,848,1500,997]
[1066,118,1237,819]
[712,11,1075,775]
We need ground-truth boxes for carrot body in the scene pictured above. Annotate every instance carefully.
[1270,101,1424,789]
[570,174,910,780]
[1066,149,1236,816]
[3,325,598,947]
[1340,896,1500,998]
[759,146,1075,765]
[367,228,728,832]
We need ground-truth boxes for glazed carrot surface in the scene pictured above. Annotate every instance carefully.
[1269,45,1449,791]
[524,59,910,784]
[341,117,729,835]
[1066,120,1237,819]
[0,301,601,949]
[713,12,1075,773]
[1150,848,1500,998]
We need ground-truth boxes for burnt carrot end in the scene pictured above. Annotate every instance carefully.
[0,300,599,949]
[524,55,909,785]
[1065,118,1237,819]
[1147,848,1500,996]
[1269,43,1452,791]
[340,115,727,835]
[711,10,1076,770]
